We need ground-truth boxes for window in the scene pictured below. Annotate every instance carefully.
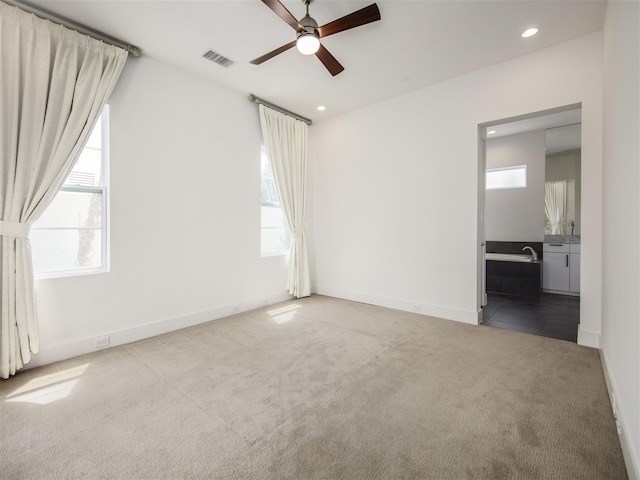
[486,165,527,190]
[31,107,109,277]
[261,146,291,256]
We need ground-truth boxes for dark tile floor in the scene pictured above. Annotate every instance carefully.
[481,292,580,342]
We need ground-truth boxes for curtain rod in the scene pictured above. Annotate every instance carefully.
[2,0,142,58]
[248,94,312,126]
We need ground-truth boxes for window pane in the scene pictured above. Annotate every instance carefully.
[260,146,292,255]
[261,205,291,254]
[261,228,291,256]
[486,165,527,190]
[35,191,102,228]
[85,116,102,149]
[32,106,108,276]
[261,175,280,206]
[261,205,286,228]
[31,229,102,273]
[66,148,102,187]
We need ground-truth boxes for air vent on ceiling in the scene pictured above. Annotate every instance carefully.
[202,49,234,68]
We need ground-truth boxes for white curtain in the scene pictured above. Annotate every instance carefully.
[0,2,128,378]
[258,105,311,298]
[545,181,567,235]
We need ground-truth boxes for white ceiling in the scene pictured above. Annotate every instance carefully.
[24,0,606,122]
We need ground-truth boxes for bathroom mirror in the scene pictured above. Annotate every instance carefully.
[544,124,581,235]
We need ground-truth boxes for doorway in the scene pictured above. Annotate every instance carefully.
[478,105,582,342]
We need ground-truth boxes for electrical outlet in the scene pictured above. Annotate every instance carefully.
[232,305,240,314]
[413,305,423,313]
[94,336,110,349]
[262,298,269,307]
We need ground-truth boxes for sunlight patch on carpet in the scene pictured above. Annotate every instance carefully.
[6,364,89,405]
[268,304,301,324]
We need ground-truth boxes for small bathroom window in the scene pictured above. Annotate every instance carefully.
[486,165,527,190]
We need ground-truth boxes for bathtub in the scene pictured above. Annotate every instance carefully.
[485,253,534,263]
[485,242,542,298]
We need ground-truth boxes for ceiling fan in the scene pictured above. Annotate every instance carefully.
[250,0,381,76]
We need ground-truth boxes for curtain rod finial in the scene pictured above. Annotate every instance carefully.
[128,46,141,58]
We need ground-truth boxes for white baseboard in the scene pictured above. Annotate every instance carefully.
[27,291,293,370]
[313,285,478,325]
[577,324,602,348]
[599,346,640,480]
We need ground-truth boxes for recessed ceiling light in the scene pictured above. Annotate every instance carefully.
[487,130,496,135]
[521,27,539,38]
[317,106,326,111]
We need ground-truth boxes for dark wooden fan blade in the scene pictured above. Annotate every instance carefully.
[250,41,297,65]
[315,44,344,76]
[318,3,380,38]
[261,0,303,32]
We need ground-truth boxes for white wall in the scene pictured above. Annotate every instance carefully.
[485,131,546,241]
[31,56,291,366]
[310,32,603,335]
[601,0,640,477]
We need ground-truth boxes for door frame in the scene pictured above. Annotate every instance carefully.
[476,104,583,320]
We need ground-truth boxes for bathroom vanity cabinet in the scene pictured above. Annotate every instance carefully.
[543,243,580,295]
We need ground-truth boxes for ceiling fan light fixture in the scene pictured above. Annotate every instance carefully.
[297,32,320,55]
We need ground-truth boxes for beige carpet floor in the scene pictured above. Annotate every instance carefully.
[0,295,627,479]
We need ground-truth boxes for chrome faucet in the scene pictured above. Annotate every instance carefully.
[522,246,538,261]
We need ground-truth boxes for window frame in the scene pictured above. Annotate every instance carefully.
[33,106,110,279]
